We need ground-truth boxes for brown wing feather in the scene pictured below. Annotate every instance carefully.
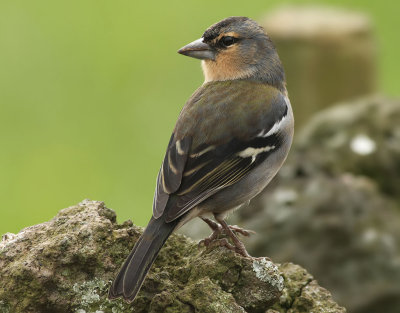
[152,136,191,219]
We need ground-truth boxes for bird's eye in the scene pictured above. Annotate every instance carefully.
[221,36,237,47]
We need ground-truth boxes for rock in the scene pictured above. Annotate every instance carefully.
[295,95,400,200]
[261,6,376,128]
[0,200,345,313]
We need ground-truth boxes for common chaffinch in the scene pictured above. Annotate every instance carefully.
[109,16,294,303]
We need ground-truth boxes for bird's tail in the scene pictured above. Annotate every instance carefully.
[108,216,179,302]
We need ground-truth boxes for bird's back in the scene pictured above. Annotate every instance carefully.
[174,80,288,148]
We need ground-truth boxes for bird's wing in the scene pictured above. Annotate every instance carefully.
[152,134,191,219]
[152,80,290,222]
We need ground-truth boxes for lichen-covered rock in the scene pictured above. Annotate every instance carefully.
[0,200,345,313]
[269,263,345,313]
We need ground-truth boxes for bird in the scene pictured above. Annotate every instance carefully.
[108,16,294,303]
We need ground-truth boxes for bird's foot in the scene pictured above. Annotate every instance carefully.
[208,238,251,258]
[214,216,252,258]
[198,217,223,247]
[198,232,219,247]
[199,217,255,253]
[199,217,252,257]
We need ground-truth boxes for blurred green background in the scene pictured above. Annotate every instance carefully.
[0,0,399,234]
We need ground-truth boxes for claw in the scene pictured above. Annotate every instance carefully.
[199,236,213,247]
[208,238,250,257]
[199,216,254,258]
[214,216,252,258]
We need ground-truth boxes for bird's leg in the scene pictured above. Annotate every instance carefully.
[199,216,256,249]
[200,216,221,232]
[198,217,223,247]
[201,217,255,237]
[228,225,256,237]
[225,200,255,237]
[214,214,252,258]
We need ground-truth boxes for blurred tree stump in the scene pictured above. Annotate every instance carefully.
[261,6,377,128]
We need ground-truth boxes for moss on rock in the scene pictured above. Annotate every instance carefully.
[0,200,345,313]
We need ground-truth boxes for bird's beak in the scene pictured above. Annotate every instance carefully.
[178,38,216,61]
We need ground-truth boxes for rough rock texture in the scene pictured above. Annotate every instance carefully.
[0,200,345,313]
[181,95,400,313]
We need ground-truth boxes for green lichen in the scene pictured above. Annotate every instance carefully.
[252,258,284,291]
[71,278,130,313]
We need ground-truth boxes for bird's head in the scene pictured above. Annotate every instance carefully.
[178,16,285,90]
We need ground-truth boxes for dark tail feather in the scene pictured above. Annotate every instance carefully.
[108,216,179,302]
